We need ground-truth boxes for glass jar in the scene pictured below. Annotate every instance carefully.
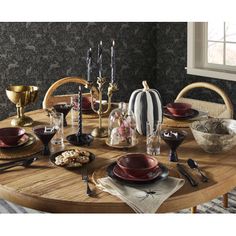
[107,102,137,148]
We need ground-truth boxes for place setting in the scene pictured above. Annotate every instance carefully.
[0,126,43,160]
[92,153,185,213]
[163,102,209,128]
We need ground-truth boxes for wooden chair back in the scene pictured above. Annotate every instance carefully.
[42,77,98,109]
[175,82,234,118]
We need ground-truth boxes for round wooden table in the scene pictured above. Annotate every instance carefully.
[0,109,235,213]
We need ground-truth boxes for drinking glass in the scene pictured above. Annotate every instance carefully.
[146,121,161,155]
[70,95,78,123]
[50,112,64,145]
[33,125,57,155]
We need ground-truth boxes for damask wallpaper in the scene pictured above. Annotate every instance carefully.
[0,22,235,120]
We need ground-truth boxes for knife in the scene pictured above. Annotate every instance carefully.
[0,157,32,168]
[0,156,38,171]
[177,163,198,187]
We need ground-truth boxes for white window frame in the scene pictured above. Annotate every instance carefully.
[186,22,236,82]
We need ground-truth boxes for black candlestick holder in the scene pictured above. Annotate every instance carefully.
[66,86,94,146]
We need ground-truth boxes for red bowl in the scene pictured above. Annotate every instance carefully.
[117,153,158,177]
[82,96,96,110]
[166,102,192,116]
[0,127,25,146]
[73,95,96,110]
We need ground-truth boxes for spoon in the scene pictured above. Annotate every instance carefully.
[187,159,208,182]
[0,157,38,172]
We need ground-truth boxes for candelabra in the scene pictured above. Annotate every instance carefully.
[86,77,118,138]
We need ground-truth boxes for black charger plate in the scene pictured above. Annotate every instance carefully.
[106,162,169,187]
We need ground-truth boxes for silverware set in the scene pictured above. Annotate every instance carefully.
[177,159,209,187]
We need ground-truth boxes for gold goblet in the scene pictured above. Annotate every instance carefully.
[6,85,39,127]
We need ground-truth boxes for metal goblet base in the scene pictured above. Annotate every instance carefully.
[11,115,34,127]
[91,127,108,138]
[66,133,94,146]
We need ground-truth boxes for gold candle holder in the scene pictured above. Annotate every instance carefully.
[86,77,118,138]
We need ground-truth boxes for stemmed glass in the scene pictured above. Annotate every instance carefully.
[161,129,187,162]
[53,103,73,127]
[33,125,57,155]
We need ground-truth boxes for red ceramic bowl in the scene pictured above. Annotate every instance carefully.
[0,127,25,146]
[117,153,158,177]
[72,95,96,110]
[82,96,96,110]
[166,102,192,116]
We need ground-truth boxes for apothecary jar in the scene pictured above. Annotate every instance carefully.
[107,102,137,148]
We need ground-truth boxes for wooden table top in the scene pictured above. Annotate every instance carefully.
[0,109,236,213]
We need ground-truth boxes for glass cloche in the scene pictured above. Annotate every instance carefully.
[107,102,137,148]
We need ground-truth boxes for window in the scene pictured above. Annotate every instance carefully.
[186,22,236,81]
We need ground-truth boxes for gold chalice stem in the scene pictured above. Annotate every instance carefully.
[16,105,21,118]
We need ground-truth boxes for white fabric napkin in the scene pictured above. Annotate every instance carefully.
[96,176,185,213]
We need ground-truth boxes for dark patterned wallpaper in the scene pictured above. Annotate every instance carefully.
[153,22,236,112]
[0,22,157,120]
[0,22,236,120]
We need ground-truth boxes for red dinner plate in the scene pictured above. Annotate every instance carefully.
[0,134,29,148]
[113,164,162,182]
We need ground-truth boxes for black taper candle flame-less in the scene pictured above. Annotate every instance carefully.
[111,40,115,83]
[77,86,82,136]
[98,41,102,78]
[87,48,92,82]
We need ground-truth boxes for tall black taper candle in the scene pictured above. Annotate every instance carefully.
[77,86,82,136]
[67,85,94,146]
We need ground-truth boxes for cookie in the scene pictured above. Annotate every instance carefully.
[77,155,90,164]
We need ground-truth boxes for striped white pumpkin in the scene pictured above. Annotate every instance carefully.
[128,81,163,135]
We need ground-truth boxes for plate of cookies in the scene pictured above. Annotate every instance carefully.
[50,149,95,168]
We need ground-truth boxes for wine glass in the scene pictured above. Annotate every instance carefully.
[53,103,73,127]
[160,129,187,162]
[33,125,57,155]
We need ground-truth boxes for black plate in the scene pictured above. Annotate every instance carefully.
[49,149,95,168]
[106,162,169,186]
[163,107,199,120]
[0,133,36,150]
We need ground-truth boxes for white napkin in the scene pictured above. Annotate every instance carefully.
[96,176,185,213]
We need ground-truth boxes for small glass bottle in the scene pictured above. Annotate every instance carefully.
[107,102,137,147]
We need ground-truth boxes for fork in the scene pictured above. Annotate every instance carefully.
[82,166,94,196]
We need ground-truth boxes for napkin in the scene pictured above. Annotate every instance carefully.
[96,176,185,213]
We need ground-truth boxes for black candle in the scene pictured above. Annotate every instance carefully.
[87,48,92,82]
[98,41,102,78]
[78,86,82,136]
[111,40,115,83]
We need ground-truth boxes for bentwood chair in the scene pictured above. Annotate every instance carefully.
[42,77,98,109]
[175,82,234,213]
[175,82,234,119]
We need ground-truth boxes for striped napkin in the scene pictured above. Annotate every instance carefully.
[96,176,185,213]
